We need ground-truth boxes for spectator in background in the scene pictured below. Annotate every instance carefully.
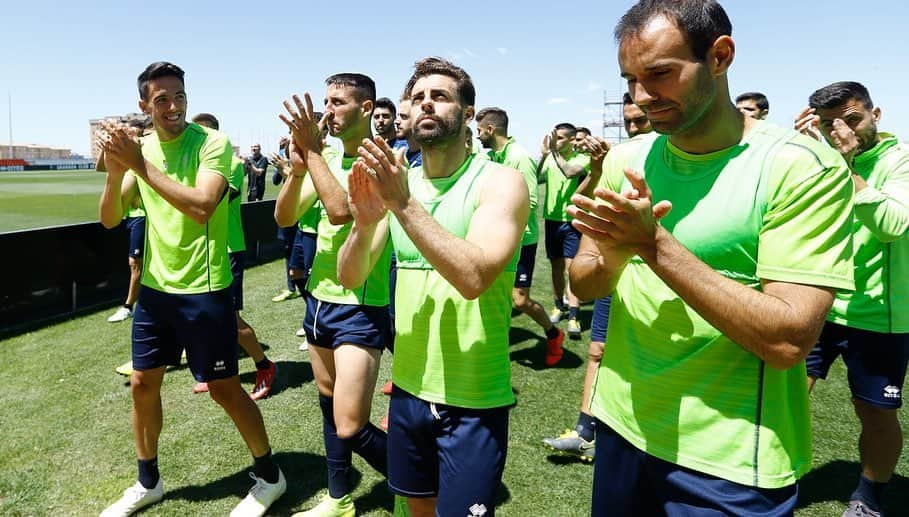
[736,91,769,120]
[392,96,422,168]
[246,143,268,201]
[574,126,592,149]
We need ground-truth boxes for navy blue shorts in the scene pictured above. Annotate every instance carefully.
[132,286,238,382]
[544,220,580,260]
[806,321,909,409]
[229,251,245,311]
[302,291,392,351]
[514,244,537,288]
[387,386,509,515]
[590,297,612,343]
[592,420,798,516]
[289,230,317,279]
[125,216,146,259]
[277,224,297,243]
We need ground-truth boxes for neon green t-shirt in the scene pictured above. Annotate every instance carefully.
[589,122,855,489]
[226,156,246,253]
[828,134,909,333]
[307,153,392,306]
[124,170,145,218]
[390,154,518,409]
[542,151,590,221]
[490,138,539,246]
[136,123,233,293]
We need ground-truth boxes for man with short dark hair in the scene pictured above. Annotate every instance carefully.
[539,122,590,339]
[246,144,268,201]
[622,92,652,138]
[275,73,391,517]
[476,107,565,364]
[97,61,285,517]
[373,97,397,145]
[569,2,855,514]
[736,91,770,120]
[339,56,529,517]
[393,96,422,168]
[542,94,655,461]
[574,126,591,149]
[190,113,277,401]
[800,81,909,517]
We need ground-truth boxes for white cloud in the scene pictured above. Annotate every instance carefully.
[547,97,569,105]
[496,47,508,56]
[463,48,477,58]
[586,82,603,92]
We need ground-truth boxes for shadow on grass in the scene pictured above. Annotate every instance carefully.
[510,327,583,370]
[163,450,511,514]
[238,359,313,398]
[797,459,909,511]
[546,453,594,466]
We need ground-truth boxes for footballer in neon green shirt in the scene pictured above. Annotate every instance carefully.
[476,107,565,367]
[570,7,854,515]
[539,123,591,340]
[336,58,528,516]
[274,74,391,515]
[803,81,909,516]
[97,62,284,516]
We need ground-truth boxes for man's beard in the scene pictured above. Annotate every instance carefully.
[414,114,461,146]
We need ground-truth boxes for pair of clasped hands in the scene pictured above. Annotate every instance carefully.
[95,121,147,178]
[278,93,410,226]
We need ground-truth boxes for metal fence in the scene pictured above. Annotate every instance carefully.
[0,200,284,338]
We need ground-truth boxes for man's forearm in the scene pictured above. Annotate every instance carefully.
[337,222,379,289]
[99,175,125,229]
[305,150,351,225]
[138,161,222,225]
[554,152,586,179]
[274,174,306,227]
[642,227,832,370]
[392,199,498,300]
[569,239,632,301]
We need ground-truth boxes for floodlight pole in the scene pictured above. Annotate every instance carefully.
[7,92,12,160]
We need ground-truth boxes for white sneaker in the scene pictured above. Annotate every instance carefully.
[298,341,309,351]
[230,470,287,517]
[99,479,163,517]
[296,327,307,337]
[108,306,133,323]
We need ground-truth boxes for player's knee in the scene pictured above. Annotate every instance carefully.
[853,399,899,428]
[207,377,243,406]
[289,269,304,280]
[511,290,530,309]
[335,414,367,439]
[130,372,160,399]
[587,341,605,363]
[406,497,436,517]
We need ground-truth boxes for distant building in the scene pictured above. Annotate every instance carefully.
[0,144,74,160]
[88,113,151,161]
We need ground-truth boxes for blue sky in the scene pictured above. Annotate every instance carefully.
[2,1,907,157]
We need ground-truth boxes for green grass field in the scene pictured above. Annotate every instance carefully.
[0,169,278,233]
[0,255,907,516]
[0,170,907,515]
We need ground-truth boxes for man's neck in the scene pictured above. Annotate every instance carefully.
[341,128,372,156]
[490,134,510,153]
[421,136,470,179]
[155,123,187,142]
[406,134,420,151]
[668,99,749,154]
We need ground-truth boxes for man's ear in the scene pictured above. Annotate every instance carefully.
[872,106,882,124]
[464,105,475,123]
[708,35,735,76]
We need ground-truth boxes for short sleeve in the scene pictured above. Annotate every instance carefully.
[198,131,233,180]
[757,141,855,290]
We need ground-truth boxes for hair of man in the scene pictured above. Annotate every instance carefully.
[809,81,874,110]
[375,97,396,118]
[614,0,732,61]
[137,61,185,101]
[192,112,219,130]
[735,91,769,111]
[476,107,509,135]
[404,56,476,106]
[325,73,377,104]
[554,122,578,136]
[576,127,591,135]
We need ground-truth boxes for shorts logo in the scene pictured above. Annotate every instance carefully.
[133,248,141,255]
[214,360,226,372]
[468,503,487,517]
[884,385,901,399]
[518,273,528,282]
